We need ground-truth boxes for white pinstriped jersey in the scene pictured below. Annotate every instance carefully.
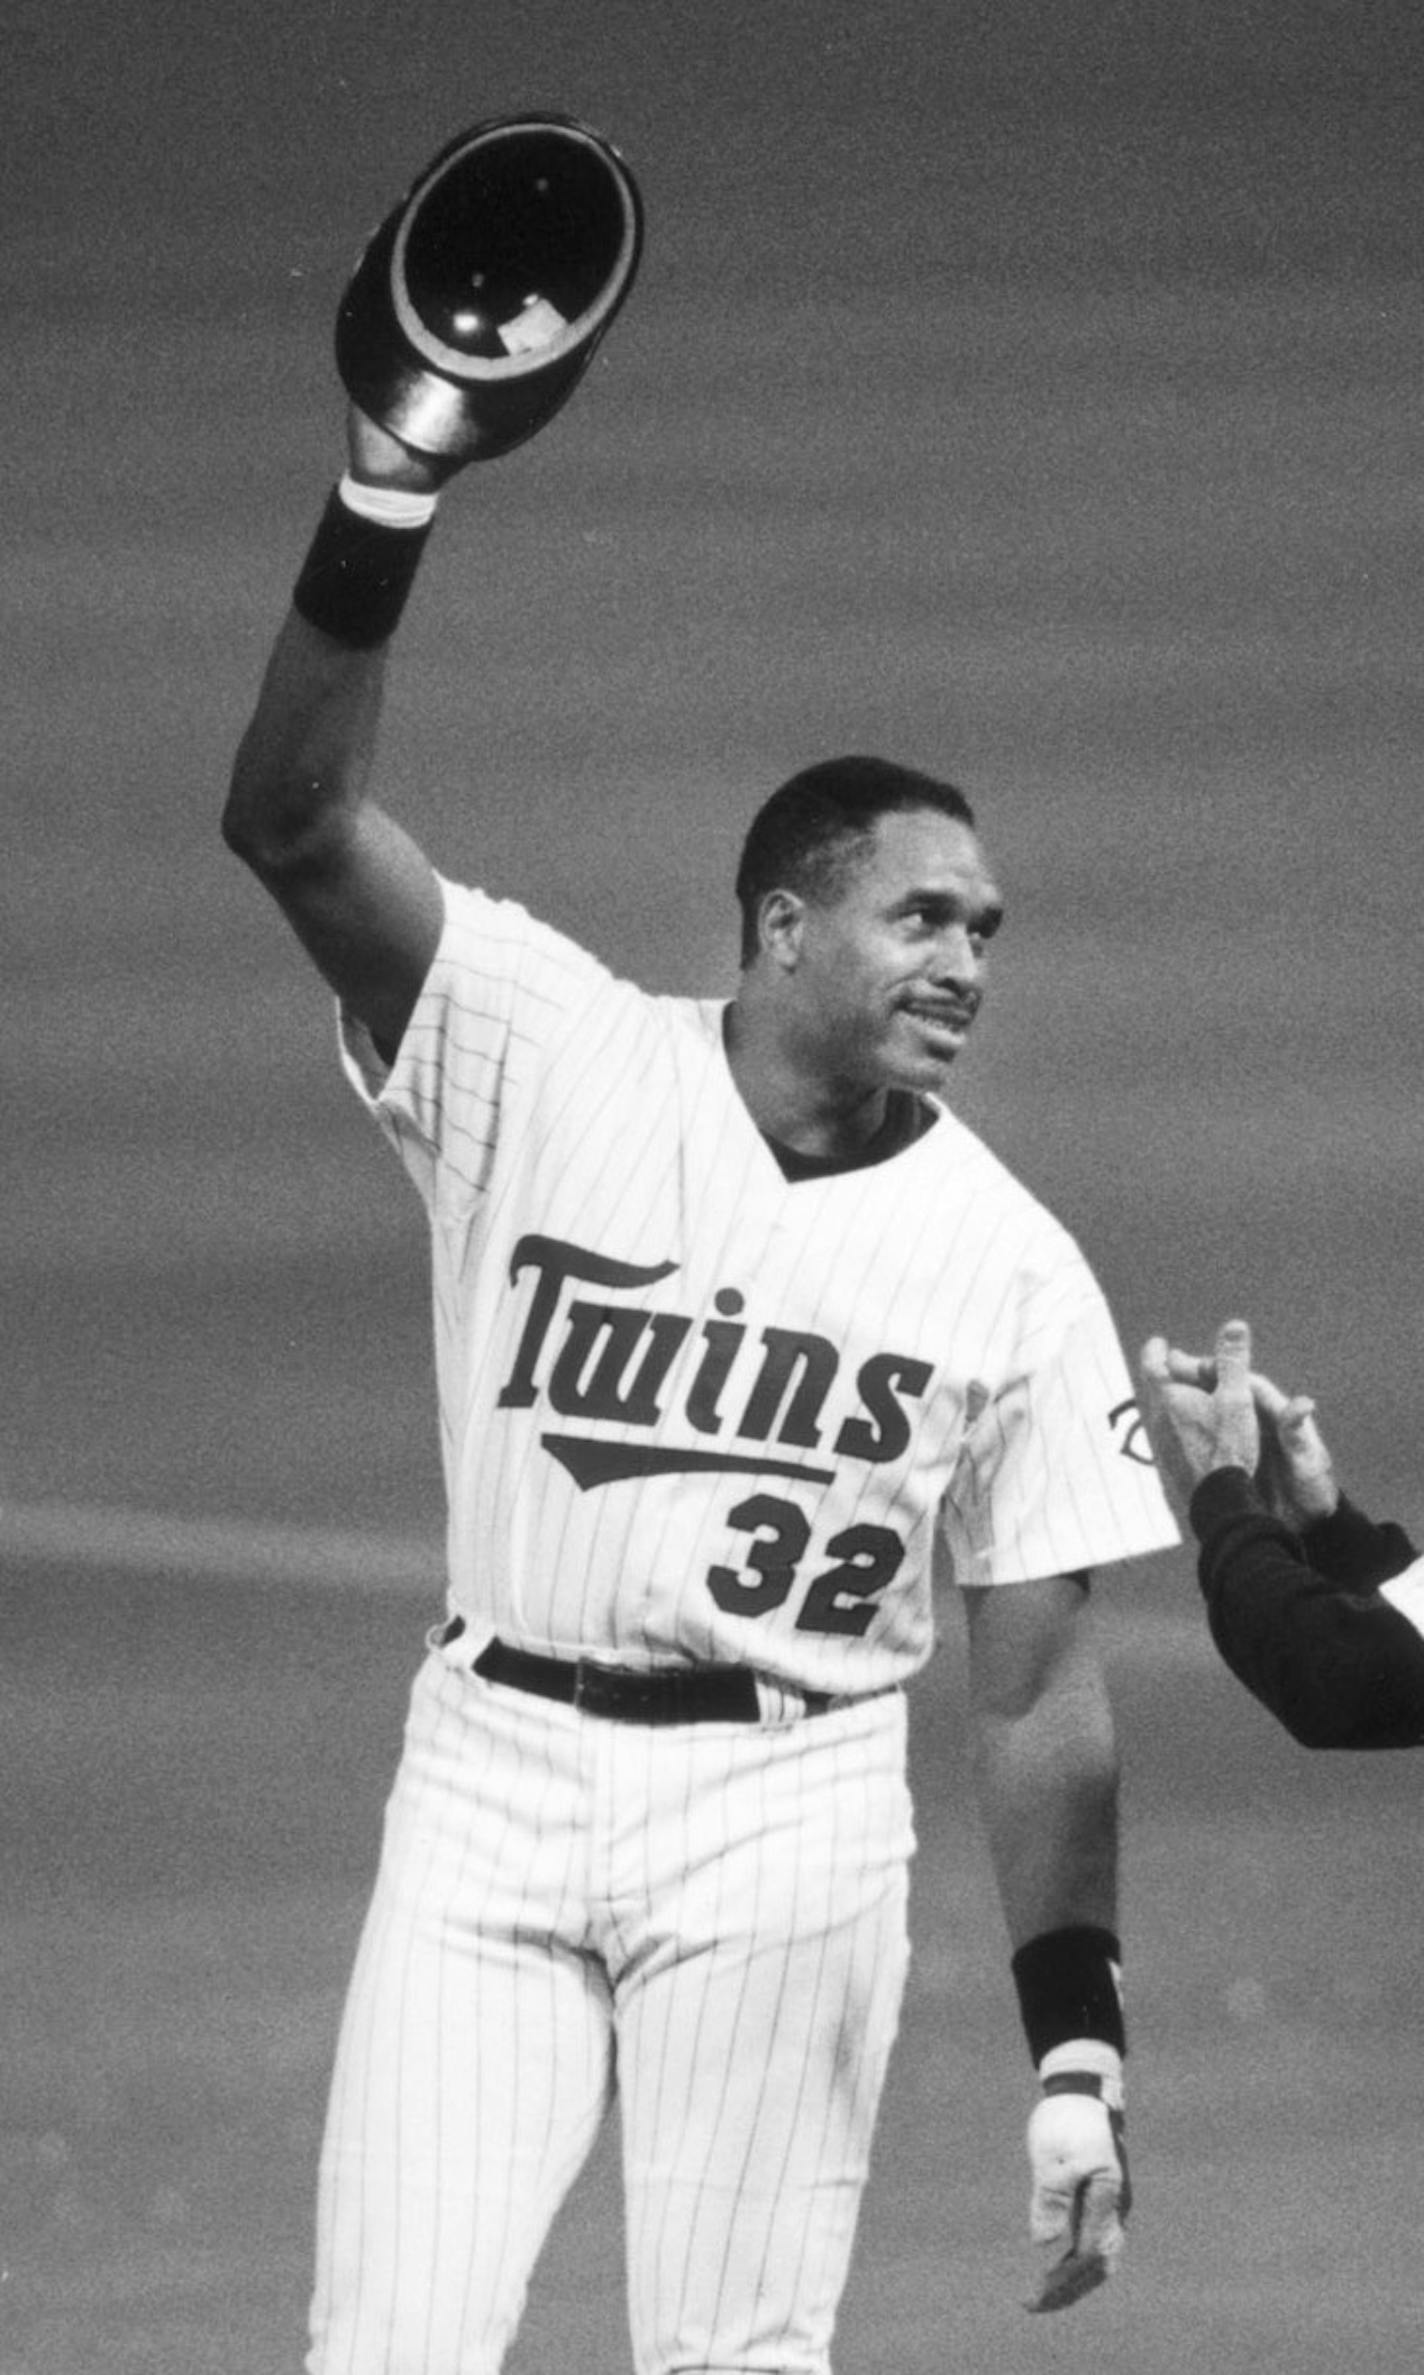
[341,878,1179,1697]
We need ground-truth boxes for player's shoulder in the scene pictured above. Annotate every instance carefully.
[438,876,608,982]
[921,1100,1083,1242]
[436,878,714,1047]
[648,988,728,1042]
[915,1104,1106,1322]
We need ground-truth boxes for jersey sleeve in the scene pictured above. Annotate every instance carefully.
[338,876,609,1217]
[1188,1467,1424,1748]
[939,1241,1179,1587]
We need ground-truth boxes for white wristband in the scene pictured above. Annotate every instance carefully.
[1039,2039,1124,2098]
[338,472,439,529]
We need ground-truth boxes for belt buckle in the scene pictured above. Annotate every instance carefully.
[572,1657,629,1719]
[572,1658,673,1723]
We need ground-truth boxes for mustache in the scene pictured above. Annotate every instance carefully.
[904,988,983,1023]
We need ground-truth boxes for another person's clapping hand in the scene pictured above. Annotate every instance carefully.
[1250,1374,1340,1529]
[1138,1318,1258,1512]
[1138,1318,1340,1531]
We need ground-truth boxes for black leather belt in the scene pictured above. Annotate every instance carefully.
[453,1626,831,1725]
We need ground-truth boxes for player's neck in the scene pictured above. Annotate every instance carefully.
[722,998,890,1160]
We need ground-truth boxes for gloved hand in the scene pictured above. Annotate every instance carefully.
[1025,2042,1129,2313]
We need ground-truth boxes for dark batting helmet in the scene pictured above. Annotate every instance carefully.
[335,114,644,465]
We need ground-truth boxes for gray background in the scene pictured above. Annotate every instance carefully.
[3,3,1421,2369]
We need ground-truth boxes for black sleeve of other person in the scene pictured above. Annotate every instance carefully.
[1186,1469,1424,1750]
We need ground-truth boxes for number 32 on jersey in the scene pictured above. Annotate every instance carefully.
[708,1494,906,1636]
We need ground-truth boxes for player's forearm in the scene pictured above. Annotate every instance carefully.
[970,1660,1120,1949]
[224,474,439,876]
[223,611,389,876]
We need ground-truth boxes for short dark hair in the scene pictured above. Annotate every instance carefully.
[734,756,977,965]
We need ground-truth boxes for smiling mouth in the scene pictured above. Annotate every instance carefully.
[902,999,978,1037]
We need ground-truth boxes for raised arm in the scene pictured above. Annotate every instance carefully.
[222,410,450,1062]
[225,115,644,1065]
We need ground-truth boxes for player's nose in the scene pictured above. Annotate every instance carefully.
[929,925,984,990]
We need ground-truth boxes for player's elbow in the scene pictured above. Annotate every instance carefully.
[221,797,293,881]
[221,746,338,885]
[222,732,278,869]
[971,1653,1119,1807]
[220,788,266,873]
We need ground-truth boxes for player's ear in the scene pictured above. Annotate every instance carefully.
[758,889,806,971]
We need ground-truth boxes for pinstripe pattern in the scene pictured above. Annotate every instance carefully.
[339,880,1177,1699]
[308,1652,911,2375]
[615,1692,912,2373]
[318,878,1178,2371]
[308,1655,617,2375]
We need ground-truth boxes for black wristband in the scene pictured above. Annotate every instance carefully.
[1011,1924,1126,2065]
[292,486,436,649]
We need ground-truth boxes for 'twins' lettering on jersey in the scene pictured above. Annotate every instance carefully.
[494,1230,937,1646]
[496,1235,930,1643]
[498,1232,933,1489]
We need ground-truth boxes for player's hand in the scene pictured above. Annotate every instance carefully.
[1138,1318,1259,1510]
[345,402,452,495]
[1025,2051,1130,2313]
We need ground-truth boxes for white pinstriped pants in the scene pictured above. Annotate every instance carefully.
[306,1645,914,2375]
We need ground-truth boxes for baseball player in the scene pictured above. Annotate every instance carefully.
[224,295,1178,2375]
[1140,1319,1424,1748]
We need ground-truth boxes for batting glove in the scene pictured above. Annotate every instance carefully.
[1025,2041,1129,2313]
